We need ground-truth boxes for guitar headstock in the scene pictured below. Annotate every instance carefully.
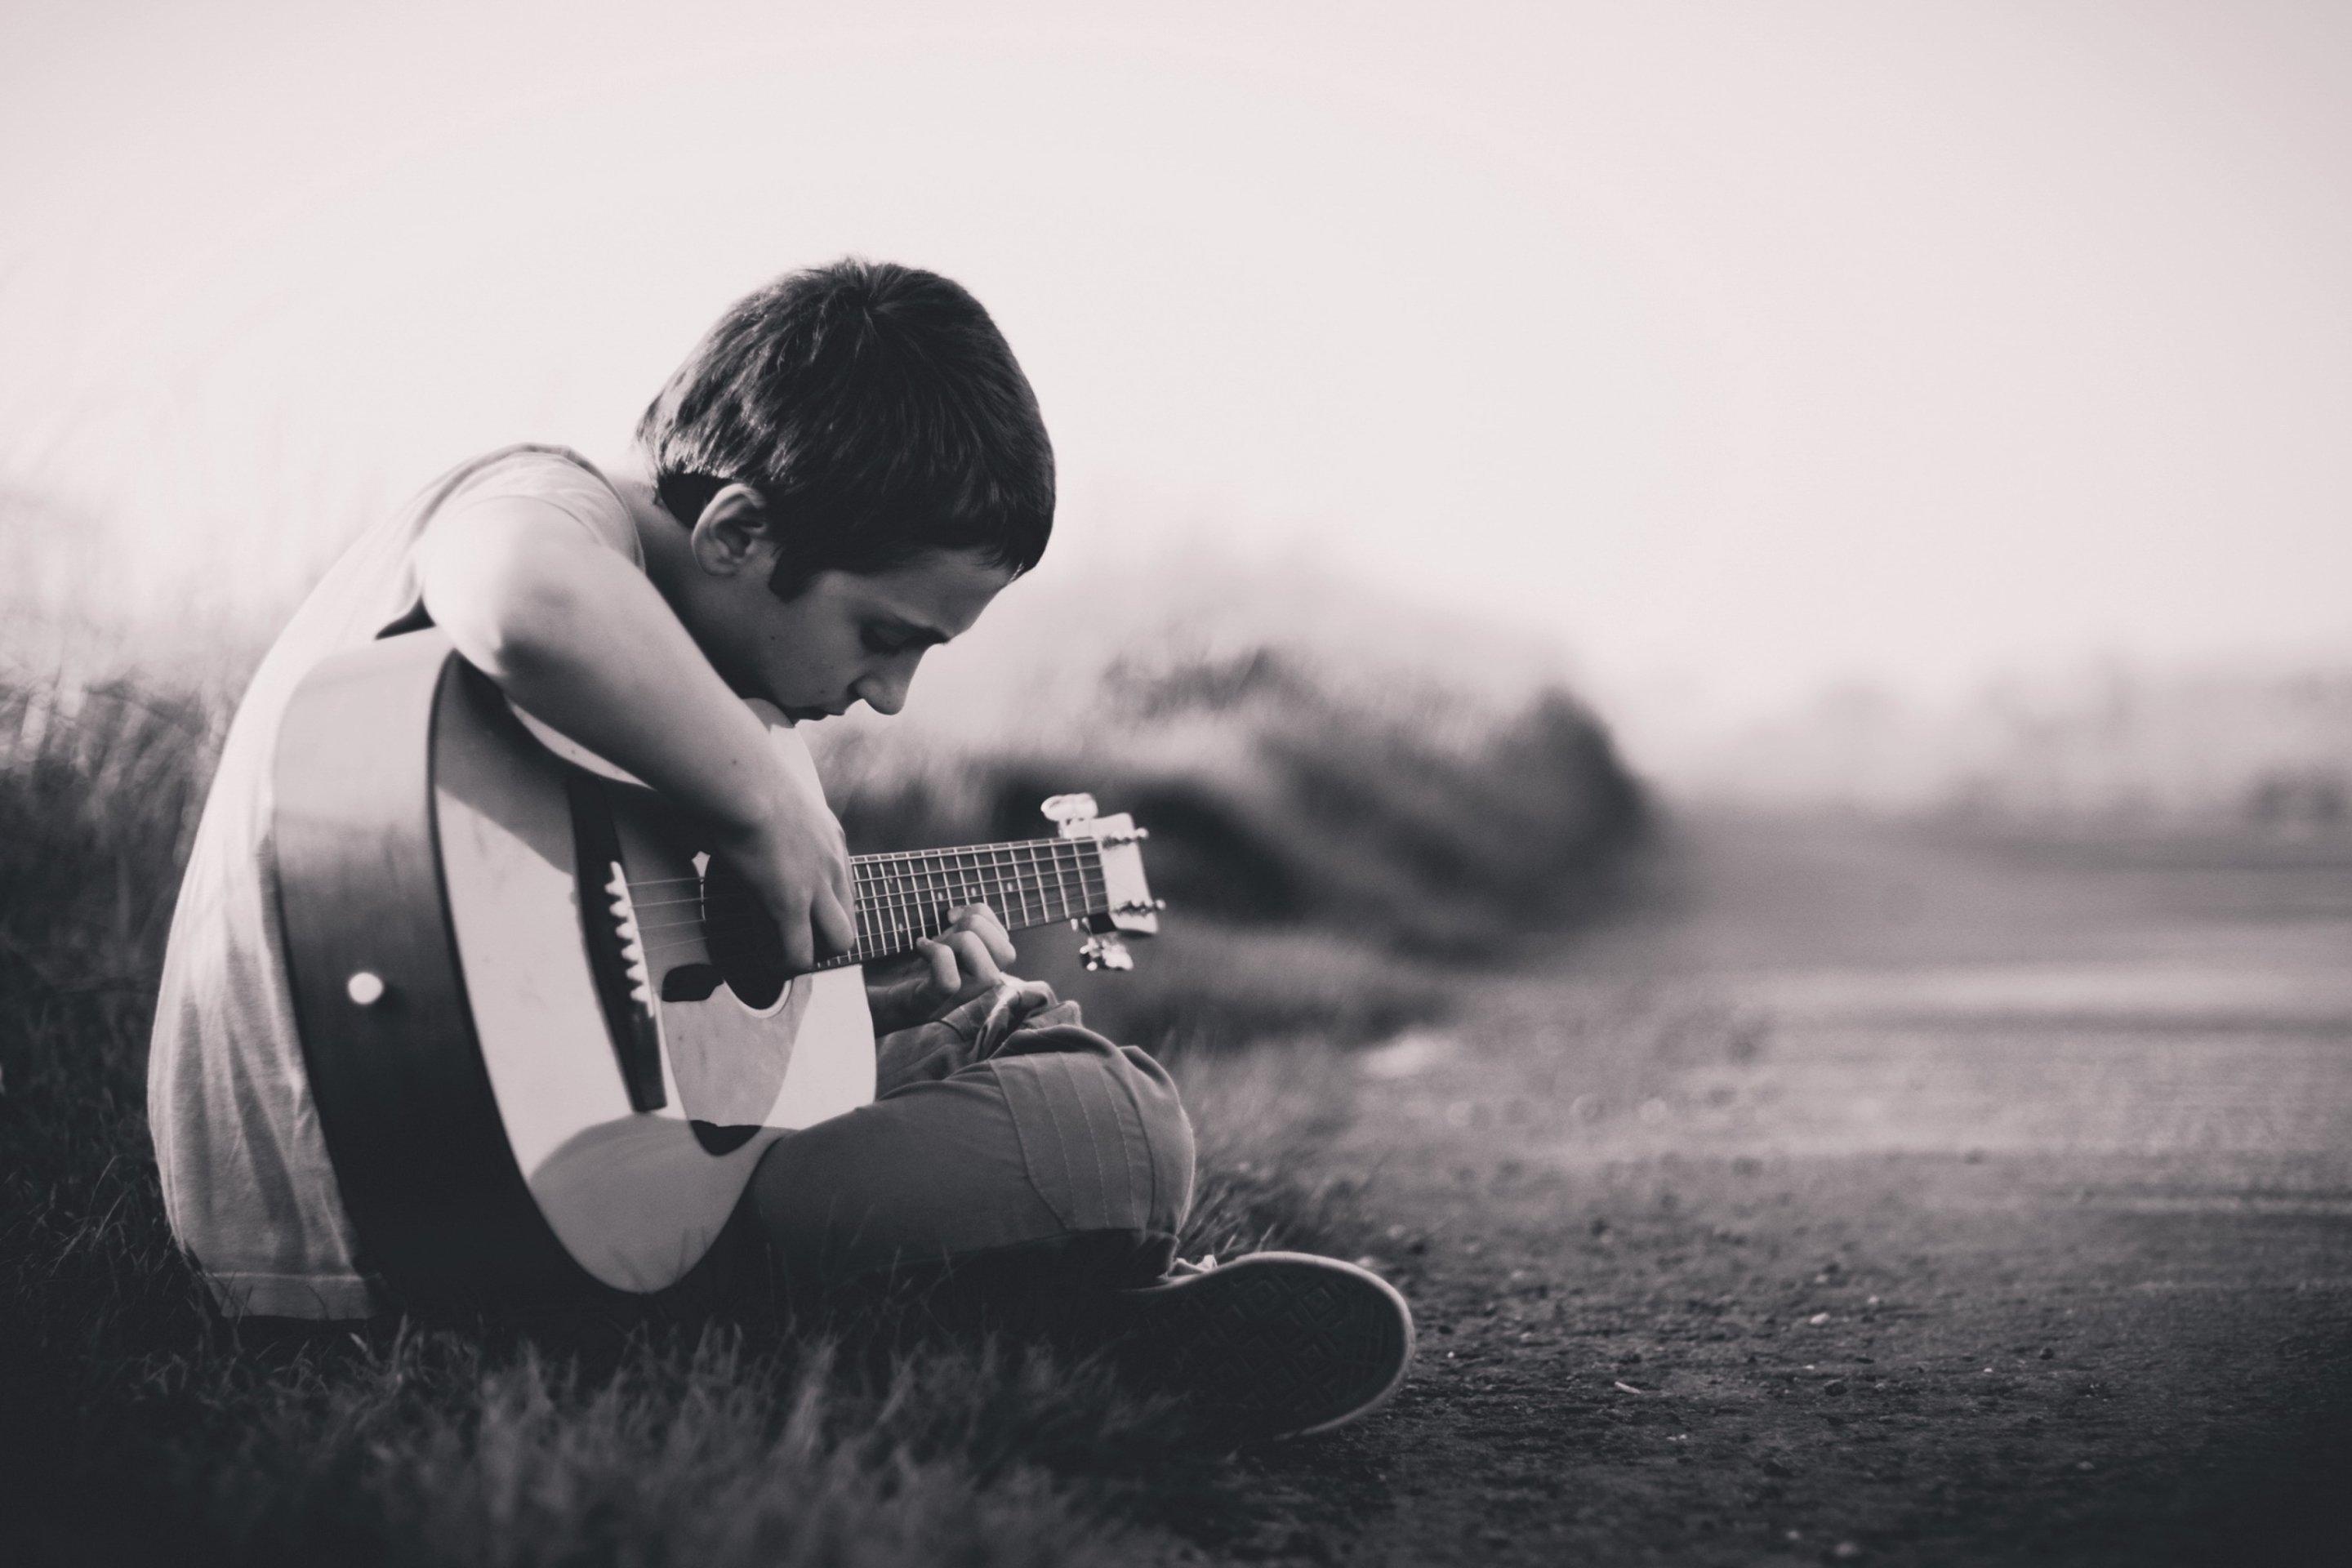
[1040,794,1162,971]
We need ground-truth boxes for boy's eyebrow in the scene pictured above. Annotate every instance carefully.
[874,613,953,647]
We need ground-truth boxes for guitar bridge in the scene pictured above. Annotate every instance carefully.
[566,773,668,1112]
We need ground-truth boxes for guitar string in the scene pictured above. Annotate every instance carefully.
[635,913,1094,962]
[630,901,1098,942]
[614,840,1112,964]
[630,880,1108,946]
[620,868,1099,904]
[630,873,1111,960]
[627,866,1109,938]
[601,837,1112,880]
[617,845,1105,895]
[621,849,1107,914]
[608,842,1107,902]
[621,854,1109,920]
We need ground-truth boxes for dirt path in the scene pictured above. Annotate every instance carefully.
[1226,818,2352,1566]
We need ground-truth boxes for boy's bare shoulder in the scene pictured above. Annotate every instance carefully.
[420,446,644,566]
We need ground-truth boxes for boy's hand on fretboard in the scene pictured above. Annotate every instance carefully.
[864,903,1016,1034]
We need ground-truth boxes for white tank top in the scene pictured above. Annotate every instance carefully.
[147,446,641,1318]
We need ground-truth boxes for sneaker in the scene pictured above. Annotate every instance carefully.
[1111,1250,1416,1441]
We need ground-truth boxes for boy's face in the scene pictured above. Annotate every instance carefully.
[688,541,1014,722]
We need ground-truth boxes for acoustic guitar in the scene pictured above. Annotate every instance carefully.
[272,630,1159,1307]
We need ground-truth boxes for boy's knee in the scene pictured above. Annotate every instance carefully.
[748,1025,1192,1294]
[987,1027,1194,1240]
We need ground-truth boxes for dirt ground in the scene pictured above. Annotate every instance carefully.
[1216,817,2352,1566]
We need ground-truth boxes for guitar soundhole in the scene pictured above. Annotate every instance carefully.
[699,857,788,1010]
[689,1121,762,1156]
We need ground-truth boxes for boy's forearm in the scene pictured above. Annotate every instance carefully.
[420,510,782,839]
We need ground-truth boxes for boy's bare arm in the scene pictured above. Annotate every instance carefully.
[416,498,855,970]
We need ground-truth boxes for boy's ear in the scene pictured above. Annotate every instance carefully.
[686,484,779,577]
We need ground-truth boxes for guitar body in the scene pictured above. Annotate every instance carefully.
[274,630,1156,1309]
[276,631,874,1305]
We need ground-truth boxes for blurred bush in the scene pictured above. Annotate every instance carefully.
[829,646,1649,960]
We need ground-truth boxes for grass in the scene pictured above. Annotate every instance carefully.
[0,657,1530,1566]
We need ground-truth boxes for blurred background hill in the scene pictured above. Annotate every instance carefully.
[1658,660,2352,829]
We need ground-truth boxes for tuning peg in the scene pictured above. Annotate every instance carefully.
[1078,933,1134,972]
[1040,793,1098,826]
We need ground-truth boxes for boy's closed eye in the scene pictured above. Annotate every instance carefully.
[862,621,947,657]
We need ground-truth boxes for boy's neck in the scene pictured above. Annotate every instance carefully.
[600,453,697,605]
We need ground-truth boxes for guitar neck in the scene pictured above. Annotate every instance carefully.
[823,836,1107,968]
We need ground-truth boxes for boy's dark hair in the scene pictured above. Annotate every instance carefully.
[636,259,1054,596]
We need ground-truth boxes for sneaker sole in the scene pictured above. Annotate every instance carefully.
[1113,1251,1416,1440]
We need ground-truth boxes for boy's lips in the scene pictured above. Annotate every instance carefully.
[783,704,843,722]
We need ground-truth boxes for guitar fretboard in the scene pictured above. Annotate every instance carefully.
[820,836,1108,968]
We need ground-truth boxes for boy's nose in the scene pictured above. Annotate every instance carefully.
[855,663,915,715]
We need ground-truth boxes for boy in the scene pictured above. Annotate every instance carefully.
[149,260,1411,1440]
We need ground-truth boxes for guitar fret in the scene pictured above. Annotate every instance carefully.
[852,862,871,959]
[889,853,911,947]
[821,838,1117,968]
[899,855,924,942]
[996,844,1023,928]
[868,860,888,952]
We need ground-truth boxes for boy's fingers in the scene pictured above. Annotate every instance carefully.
[920,938,961,997]
[947,904,1016,964]
[812,884,857,960]
[941,929,1002,988]
[777,913,815,975]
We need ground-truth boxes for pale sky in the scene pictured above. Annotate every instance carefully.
[2,0,2347,756]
